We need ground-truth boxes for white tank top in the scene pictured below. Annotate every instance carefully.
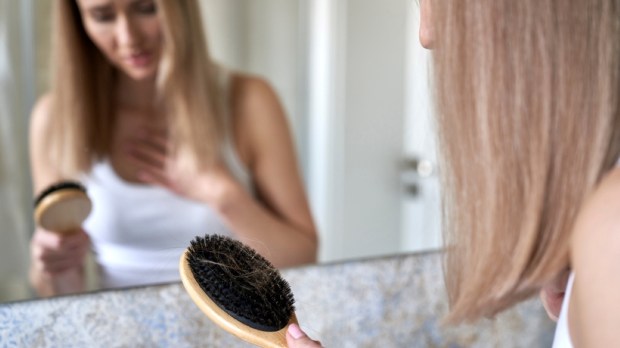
[82,69,254,289]
[552,273,575,348]
[553,159,620,347]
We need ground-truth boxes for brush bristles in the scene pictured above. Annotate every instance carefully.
[186,235,295,332]
[34,181,86,207]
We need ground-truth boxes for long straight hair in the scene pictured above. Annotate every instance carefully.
[432,0,620,322]
[48,0,223,177]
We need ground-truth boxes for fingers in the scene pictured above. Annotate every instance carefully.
[135,165,171,188]
[34,227,89,250]
[286,324,323,348]
[141,128,169,150]
[127,146,169,186]
[126,130,174,187]
[136,127,170,154]
[31,228,90,274]
[36,253,85,274]
[127,139,168,169]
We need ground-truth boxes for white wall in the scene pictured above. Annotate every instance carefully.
[341,0,408,260]
[199,0,305,171]
[305,0,411,262]
[0,0,36,302]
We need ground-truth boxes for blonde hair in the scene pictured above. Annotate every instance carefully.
[432,0,620,322]
[48,0,223,177]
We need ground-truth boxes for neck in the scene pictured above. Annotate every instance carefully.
[115,72,158,110]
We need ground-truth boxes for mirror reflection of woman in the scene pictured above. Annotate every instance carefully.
[29,0,318,297]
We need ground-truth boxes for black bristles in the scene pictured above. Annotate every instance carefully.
[186,235,295,332]
[34,181,86,207]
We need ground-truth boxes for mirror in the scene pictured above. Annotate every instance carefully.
[0,0,439,303]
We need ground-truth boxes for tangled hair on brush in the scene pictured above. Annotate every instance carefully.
[186,235,295,332]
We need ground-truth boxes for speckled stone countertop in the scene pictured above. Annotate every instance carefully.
[0,251,555,347]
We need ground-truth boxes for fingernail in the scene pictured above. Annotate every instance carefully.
[288,324,306,339]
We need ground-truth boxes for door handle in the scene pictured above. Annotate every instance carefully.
[400,157,435,196]
[402,157,434,178]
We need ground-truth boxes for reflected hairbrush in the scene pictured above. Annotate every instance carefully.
[179,234,298,348]
[33,180,92,234]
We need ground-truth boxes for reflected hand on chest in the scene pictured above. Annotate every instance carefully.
[110,108,168,183]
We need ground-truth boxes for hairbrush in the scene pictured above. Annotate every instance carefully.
[33,180,92,234]
[179,234,298,348]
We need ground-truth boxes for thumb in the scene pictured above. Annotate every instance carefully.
[286,324,323,348]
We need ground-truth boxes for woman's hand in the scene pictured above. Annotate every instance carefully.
[126,128,241,208]
[286,324,323,348]
[539,268,570,321]
[29,227,90,296]
[30,227,90,275]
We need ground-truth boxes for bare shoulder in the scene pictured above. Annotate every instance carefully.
[30,93,54,139]
[571,167,620,261]
[229,73,285,119]
[228,73,291,166]
[569,168,620,347]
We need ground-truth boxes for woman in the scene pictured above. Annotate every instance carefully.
[431,1,620,346]
[29,0,318,297]
[289,0,620,346]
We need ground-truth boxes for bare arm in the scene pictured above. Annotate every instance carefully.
[28,94,89,296]
[221,75,318,267]
[129,76,319,268]
[569,168,620,347]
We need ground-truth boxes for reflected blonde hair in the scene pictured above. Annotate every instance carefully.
[48,0,223,177]
[432,0,620,322]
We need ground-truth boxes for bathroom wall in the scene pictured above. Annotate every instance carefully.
[0,0,34,303]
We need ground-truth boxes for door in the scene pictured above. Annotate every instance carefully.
[400,4,442,252]
[306,0,442,262]
[202,0,442,262]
